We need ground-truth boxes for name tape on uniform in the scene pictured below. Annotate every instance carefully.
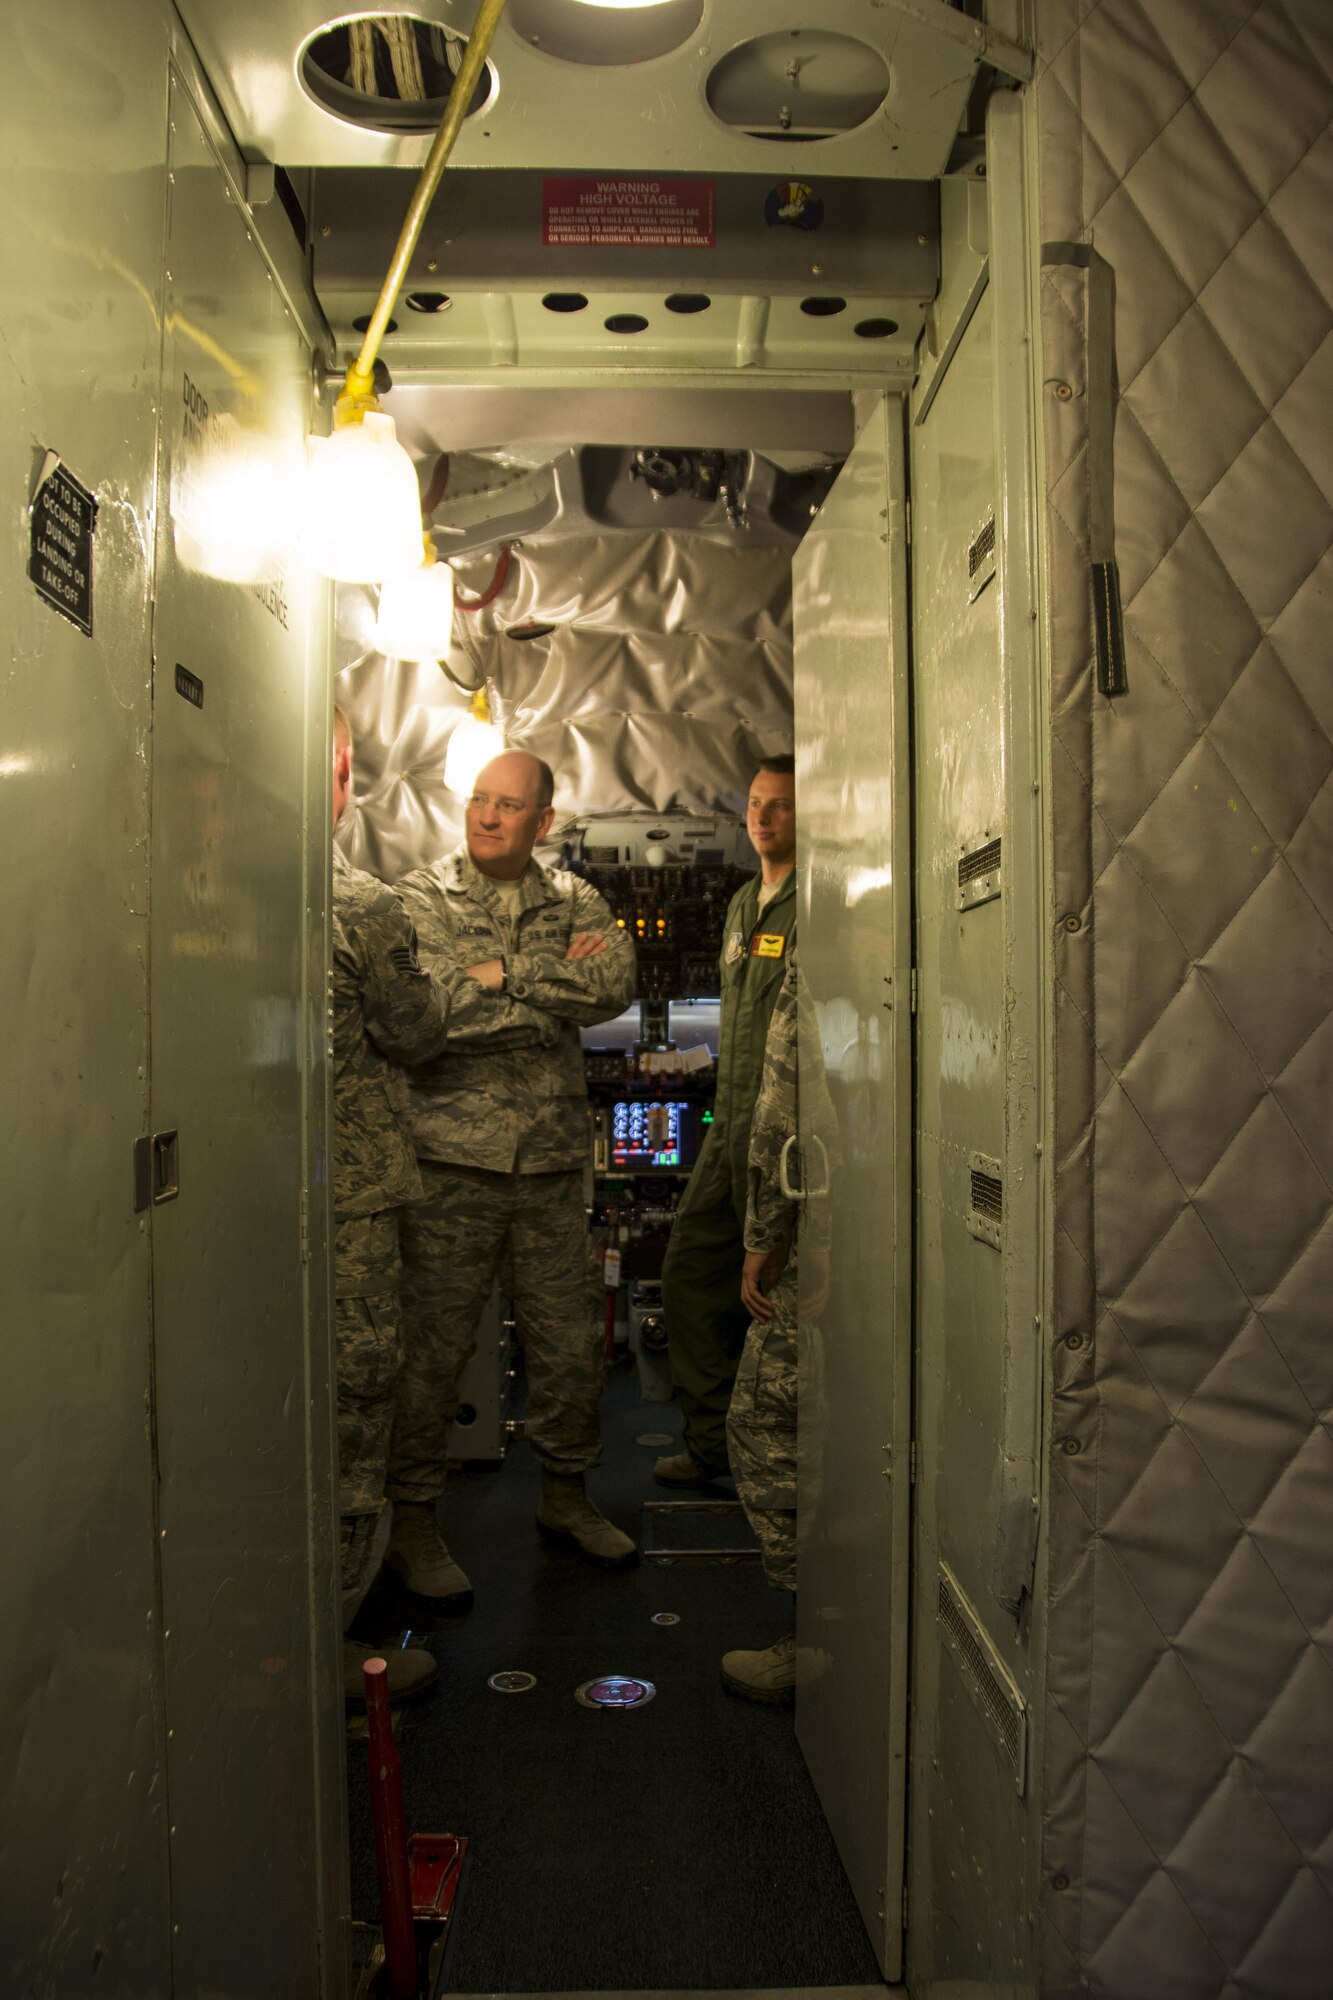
[751,933,787,959]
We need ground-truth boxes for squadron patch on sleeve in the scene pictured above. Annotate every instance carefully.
[724,931,746,964]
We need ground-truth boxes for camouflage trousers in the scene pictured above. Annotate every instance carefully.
[726,1262,798,1593]
[335,1210,403,1608]
[389,1162,605,1501]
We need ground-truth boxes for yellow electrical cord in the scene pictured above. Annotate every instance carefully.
[336,0,510,425]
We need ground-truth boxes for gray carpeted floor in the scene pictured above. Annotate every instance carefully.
[346,1363,880,1993]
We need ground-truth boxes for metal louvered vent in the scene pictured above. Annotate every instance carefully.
[967,1150,1002,1248]
[967,515,996,578]
[957,833,1001,910]
[967,513,997,600]
[970,1169,1002,1219]
[959,837,1001,886]
[937,1563,1026,1793]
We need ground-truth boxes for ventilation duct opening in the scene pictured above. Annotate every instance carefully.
[937,1563,1026,1792]
[957,833,1001,911]
[300,15,495,132]
[967,1151,1002,1249]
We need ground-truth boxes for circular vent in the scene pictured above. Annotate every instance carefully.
[300,15,495,133]
[575,1675,657,1710]
[706,30,889,141]
[509,0,703,67]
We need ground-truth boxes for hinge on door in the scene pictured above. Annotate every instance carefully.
[909,967,918,1014]
[299,1189,309,1264]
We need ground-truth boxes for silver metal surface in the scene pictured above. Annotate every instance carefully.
[336,531,795,880]
[574,1676,657,1710]
[311,167,935,376]
[1,3,174,1987]
[447,1285,513,1459]
[148,61,342,1996]
[791,394,913,1982]
[176,0,1023,178]
[905,110,1046,1993]
[488,1671,538,1693]
[385,384,855,458]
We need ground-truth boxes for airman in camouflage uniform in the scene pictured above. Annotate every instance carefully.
[330,705,454,1704]
[332,845,452,1599]
[387,751,639,1593]
[723,945,837,1703]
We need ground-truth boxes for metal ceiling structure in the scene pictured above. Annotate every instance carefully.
[177,0,1030,179]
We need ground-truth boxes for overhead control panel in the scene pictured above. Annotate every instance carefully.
[585,862,752,1002]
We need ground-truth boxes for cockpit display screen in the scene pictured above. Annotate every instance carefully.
[610,1101,697,1170]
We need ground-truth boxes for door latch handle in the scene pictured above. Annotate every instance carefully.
[134,1131,180,1212]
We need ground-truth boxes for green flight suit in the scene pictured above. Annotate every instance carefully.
[661,867,797,1469]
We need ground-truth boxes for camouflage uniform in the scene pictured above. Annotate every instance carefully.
[661,869,796,1470]
[332,845,450,1608]
[726,947,835,1593]
[388,845,636,1501]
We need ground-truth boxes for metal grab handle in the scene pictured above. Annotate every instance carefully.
[804,1133,831,1199]
[778,1134,804,1201]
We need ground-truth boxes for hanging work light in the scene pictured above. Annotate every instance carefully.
[372,539,456,659]
[444,686,505,799]
[303,0,508,582]
[306,412,423,583]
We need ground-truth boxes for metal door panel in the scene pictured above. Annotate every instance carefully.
[1,5,175,1990]
[791,396,912,1979]
[148,70,339,1996]
[905,100,1048,1989]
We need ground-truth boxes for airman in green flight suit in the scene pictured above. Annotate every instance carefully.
[658,756,798,1484]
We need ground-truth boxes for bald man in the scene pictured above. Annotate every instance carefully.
[386,752,639,1597]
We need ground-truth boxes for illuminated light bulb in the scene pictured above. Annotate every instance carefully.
[443,686,506,799]
[373,542,455,660]
[305,411,423,583]
[172,422,296,583]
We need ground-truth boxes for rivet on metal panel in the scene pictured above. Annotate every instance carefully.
[1063,913,1082,932]
[1065,1332,1084,1351]
[320,225,331,237]
[1054,381,1073,401]
[650,1613,680,1627]
[1052,1873,1071,1891]
[1062,1438,1081,1456]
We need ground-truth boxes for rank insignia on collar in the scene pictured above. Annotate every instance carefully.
[724,931,746,964]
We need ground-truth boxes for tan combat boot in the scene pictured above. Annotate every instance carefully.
[720,1633,797,1704]
[384,1502,474,1611]
[652,1449,724,1488]
[536,1472,638,1569]
[343,1638,438,1707]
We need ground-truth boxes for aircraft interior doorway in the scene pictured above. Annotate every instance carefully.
[334,381,911,1996]
[329,99,1043,1999]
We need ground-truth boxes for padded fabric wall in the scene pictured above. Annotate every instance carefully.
[336,531,793,880]
[1037,2,1333,1995]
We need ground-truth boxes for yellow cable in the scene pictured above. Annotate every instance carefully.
[337,0,510,423]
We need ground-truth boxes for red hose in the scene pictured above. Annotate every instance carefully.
[421,452,451,516]
[455,542,512,612]
[365,1658,418,1998]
